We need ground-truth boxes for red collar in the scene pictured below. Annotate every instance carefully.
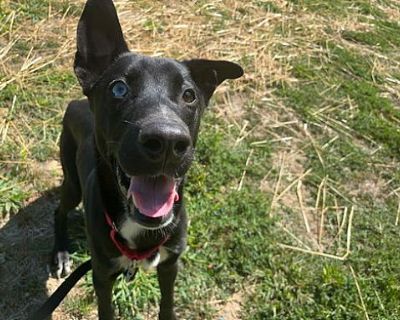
[104,211,169,261]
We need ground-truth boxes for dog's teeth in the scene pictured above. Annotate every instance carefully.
[126,189,132,199]
[126,190,137,209]
[131,194,137,207]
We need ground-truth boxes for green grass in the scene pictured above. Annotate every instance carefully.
[254,1,282,13]
[2,0,400,319]
[279,44,400,157]
[2,0,81,21]
[0,178,26,215]
[286,0,386,18]
[342,18,400,52]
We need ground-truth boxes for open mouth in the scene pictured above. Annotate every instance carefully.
[116,166,179,227]
[127,175,179,218]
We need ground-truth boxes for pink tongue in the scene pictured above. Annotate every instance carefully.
[127,176,179,218]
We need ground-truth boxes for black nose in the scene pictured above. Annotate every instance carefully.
[138,123,191,162]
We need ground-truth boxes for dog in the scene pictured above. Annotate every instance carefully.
[51,0,243,319]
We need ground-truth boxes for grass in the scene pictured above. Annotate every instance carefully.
[2,0,400,319]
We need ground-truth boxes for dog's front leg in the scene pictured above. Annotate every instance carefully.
[93,267,117,320]
[157,260,178,320]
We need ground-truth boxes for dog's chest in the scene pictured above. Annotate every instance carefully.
[114,217,170,271]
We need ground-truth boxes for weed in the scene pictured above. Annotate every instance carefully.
[0,177,26,216]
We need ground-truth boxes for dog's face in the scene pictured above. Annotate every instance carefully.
[74,0,243,228]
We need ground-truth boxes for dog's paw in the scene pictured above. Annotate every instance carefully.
[52,251,72,278]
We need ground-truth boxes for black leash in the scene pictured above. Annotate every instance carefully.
[28,259,92,320]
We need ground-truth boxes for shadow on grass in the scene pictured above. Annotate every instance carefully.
[0,188,87,320]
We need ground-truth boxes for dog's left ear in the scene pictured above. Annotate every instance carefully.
[182,59,244,104]
[74,0,129,95]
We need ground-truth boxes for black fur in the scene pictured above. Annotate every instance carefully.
[52,0,243,319]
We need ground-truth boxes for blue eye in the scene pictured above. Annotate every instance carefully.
[111,80,128,98]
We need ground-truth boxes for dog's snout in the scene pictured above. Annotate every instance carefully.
[138,123,191,162]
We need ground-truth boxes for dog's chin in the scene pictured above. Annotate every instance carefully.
[132,208,174,230]
[116,165,178,230]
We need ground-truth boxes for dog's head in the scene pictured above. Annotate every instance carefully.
[74,0,243,228]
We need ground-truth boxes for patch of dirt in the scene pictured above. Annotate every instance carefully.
[216,291,244,320]
[0,191,90,320]
[347,173,390,201]
[256,109,320,239]
[261,148,319,243]
[29,159,63,190]
[0,192,58,319]
[47,275,90,320]
[214,92,247,125]
[375,2,400,20]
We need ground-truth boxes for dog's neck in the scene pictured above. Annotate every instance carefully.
[96,151,125,221]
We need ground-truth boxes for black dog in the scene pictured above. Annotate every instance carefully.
[51,0,243,319]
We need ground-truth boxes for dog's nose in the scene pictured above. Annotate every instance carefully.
[138,123,191,162]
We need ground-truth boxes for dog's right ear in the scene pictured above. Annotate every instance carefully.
[74,0,129,95]
[182,59,244,105]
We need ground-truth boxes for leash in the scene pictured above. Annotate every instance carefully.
[28,259,92,320]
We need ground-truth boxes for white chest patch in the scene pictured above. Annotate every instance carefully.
[118,216,143,244]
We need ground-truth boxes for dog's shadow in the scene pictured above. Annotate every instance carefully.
[0,188,87,320]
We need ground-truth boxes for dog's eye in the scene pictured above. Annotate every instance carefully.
[110,80,129,98]
[182,89,196,104]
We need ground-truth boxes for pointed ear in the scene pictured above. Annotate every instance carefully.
[182,59,244,103]
[74,0,129,95]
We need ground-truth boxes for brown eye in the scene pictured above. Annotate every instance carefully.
[182,89,196,104]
